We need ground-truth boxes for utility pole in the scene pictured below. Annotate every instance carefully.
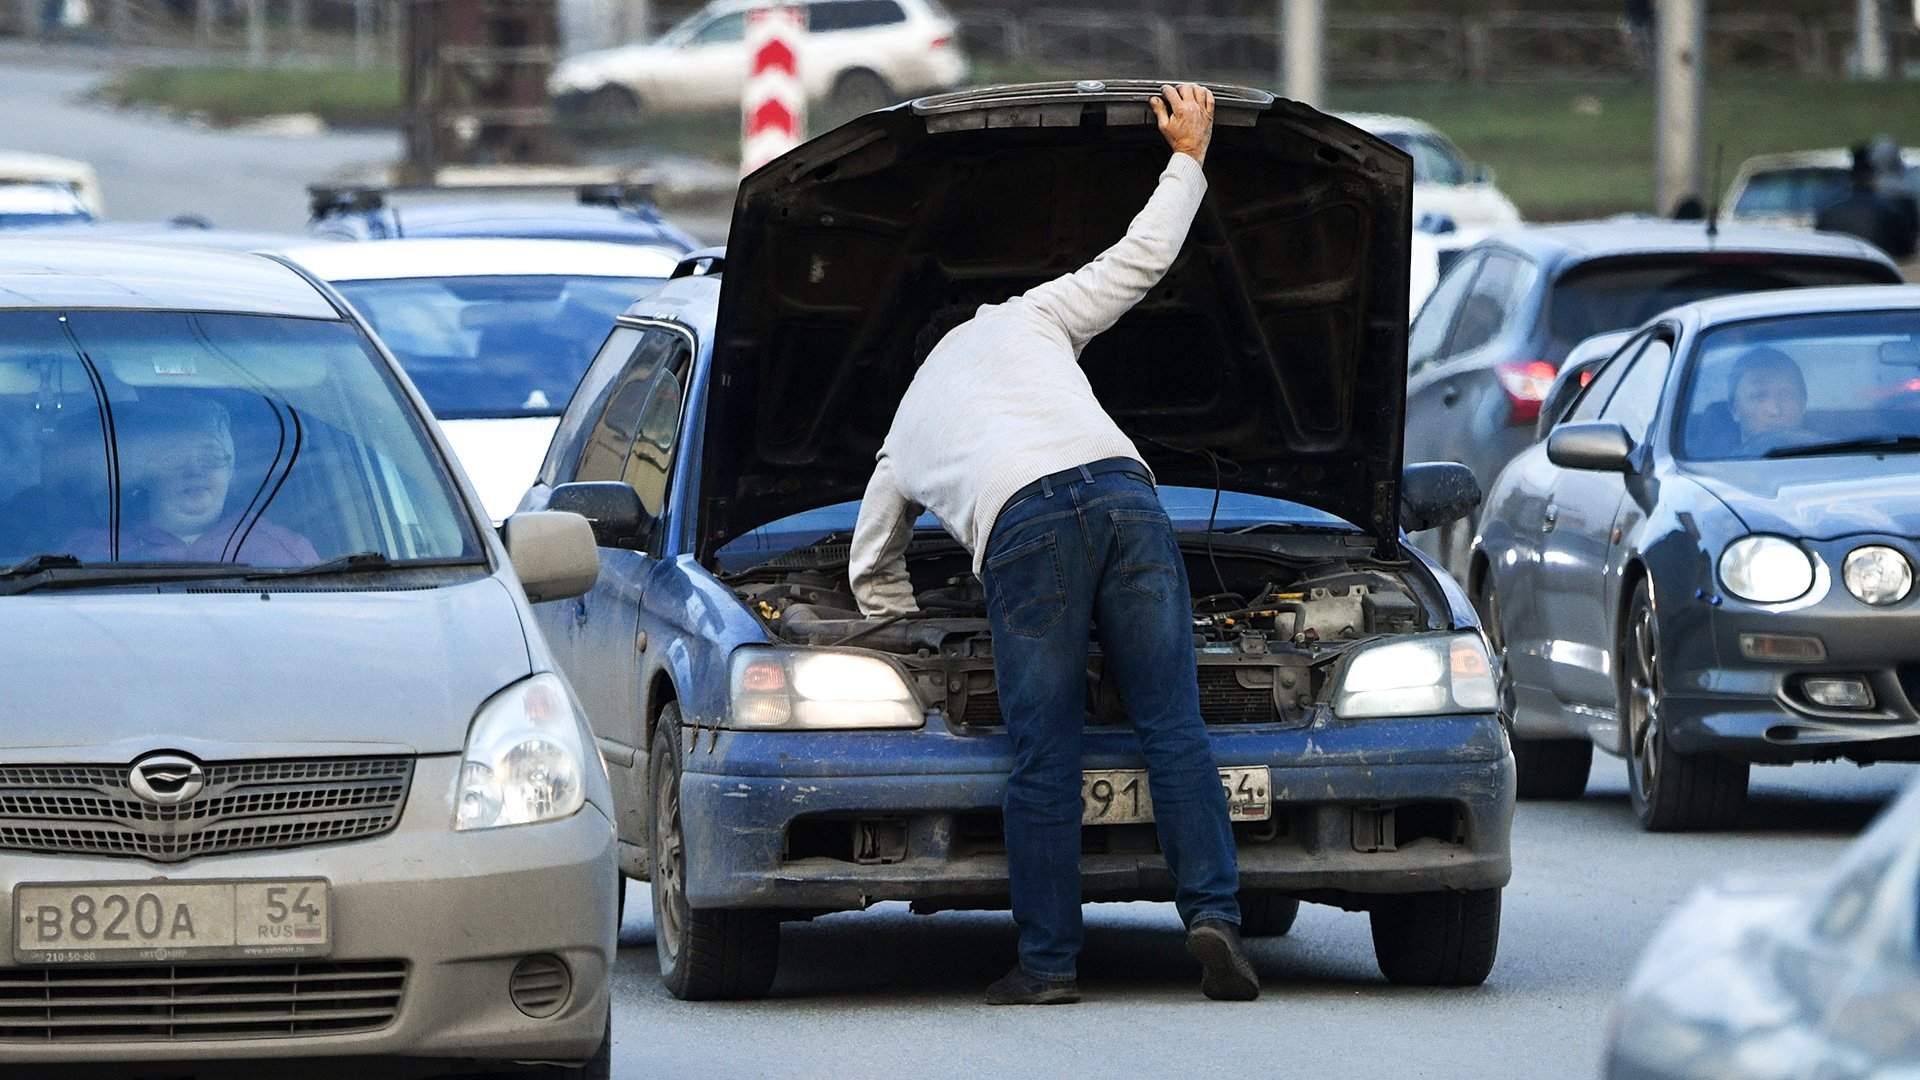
[1281,0,1324,108]
[1857,0,1890,79]
[1653,0,1704,217]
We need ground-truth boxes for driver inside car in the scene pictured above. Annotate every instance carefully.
[1730,347,1819,453]
[65,395,318,566]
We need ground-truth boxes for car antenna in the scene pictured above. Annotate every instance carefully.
[1705,142,1724,243]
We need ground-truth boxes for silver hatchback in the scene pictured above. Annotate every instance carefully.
[0,243,615,1078]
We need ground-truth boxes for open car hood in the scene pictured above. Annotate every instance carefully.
[698,81,1413,559]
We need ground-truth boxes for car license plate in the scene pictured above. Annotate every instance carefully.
[13,880,331,964]
[1081,766,1271,826]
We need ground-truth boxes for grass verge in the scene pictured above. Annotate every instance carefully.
[95,65,403,128]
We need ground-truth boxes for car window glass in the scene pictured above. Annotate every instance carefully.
[1382,132,1467,186]
[1545,257,1893,352]
[623,367,686,517]
[0,310,480,570]
[541,325,642,487]
[1444,252,1535,359]
[334,275,661,421]
[1598,337,1673,440]
[1567,333,1652,425]
[810,0,906,32]
[574,329,682,484]
[1677,310,1920,460]
[689,12,745,44]
[1733,168,1852,217]
[1408,251,1483,373]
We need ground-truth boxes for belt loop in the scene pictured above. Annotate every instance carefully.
[1041,474,1054,498]
[1078,464,1093,484]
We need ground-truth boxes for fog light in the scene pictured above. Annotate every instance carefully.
[509,954,572,1018]
[1801,677,1874,710]
[1739,633,1826,663]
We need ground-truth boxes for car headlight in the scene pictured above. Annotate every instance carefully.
[455,673,588,830]
[1334,633,1499,719]
[728,648,923,730]
[1719,536,1815,604]
[1843,545,1912,606]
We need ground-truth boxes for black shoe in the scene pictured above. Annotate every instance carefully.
[1187,918,1260,1001]
[983,966,1081,1005]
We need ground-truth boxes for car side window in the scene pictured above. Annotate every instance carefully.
[573,327,693,519]
[1598,337,1675,442]
[1408,251,1483,374]
[689,12,745,44]
[1567,332,1653,425]
[1444,252,1535,359]
[810,0,906,32]
[539,326,643,487]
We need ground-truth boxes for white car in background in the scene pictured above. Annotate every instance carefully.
[0,151,104,218]
[1724,146,1920,231]
[285,238,680,521]
[1337,112,1521,241]
[550,0,967,123]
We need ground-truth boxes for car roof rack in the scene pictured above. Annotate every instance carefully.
[308,166,659,219]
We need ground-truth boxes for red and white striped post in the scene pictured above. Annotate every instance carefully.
[741,6,806,176]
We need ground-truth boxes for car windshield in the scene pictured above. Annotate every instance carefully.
[1380,132,1467,186]
[0,310,482,573]
[1732,168,1851,217]
[333,274,661,420]
[1676,310,1920,461]
[1547,256,1892,353]
[0,181,92,226]
[715,489,1358,569]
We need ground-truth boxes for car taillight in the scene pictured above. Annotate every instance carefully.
[929,35,950,48]
[1495,360,1558,425]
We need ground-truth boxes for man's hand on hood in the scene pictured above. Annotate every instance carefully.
[1152,83,1215,166]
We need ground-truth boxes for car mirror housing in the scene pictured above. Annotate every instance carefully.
[1401,462,1483,533]
[547,481,653,550]
[1547,422,1637,473]
[502,511,600,603]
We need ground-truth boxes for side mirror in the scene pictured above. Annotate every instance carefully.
[1401,461,1482,533]
[547,481,652,549]
[1471,163,1495,185]
[1547,422,1637,473]
[502,511,600,603]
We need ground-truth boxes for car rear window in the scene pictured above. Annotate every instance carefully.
[1732,168,1851,217]
[1546,256,1896,352]
[0,310,481,572]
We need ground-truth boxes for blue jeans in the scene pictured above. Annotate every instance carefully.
[980,461,1241,979]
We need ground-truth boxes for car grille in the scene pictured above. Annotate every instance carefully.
[953,669,1280,727]
[0,960,406,1042]
[0,757,414,862]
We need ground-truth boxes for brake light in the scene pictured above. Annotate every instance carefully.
[929,35,950,48]
[1495,360,1558,425]
[1579,369,1596,387]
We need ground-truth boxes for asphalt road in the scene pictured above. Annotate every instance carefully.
[609,757,1915,1080]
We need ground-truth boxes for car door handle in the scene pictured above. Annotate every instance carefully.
[1441,387,1461,407]
[1542,504,1559,533]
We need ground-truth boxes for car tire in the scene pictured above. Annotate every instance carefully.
[1369,888,1501,987]
[584,84,643,125]
[1236,892,1299,937]
[1620,578,1749,831]
[828,68,894,118]
[1473,576,1591,800]
[649,707,781,1000]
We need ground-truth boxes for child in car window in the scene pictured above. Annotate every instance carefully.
[65,395,318,566]
[1730,347,1820,454]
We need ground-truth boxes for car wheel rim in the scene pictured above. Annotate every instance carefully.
[1628,604,1661,792]
[655,760,688,963]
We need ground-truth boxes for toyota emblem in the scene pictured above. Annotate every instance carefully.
[128,753,207,805]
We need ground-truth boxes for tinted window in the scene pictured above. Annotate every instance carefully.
[810,0,906,31]
[1444,252,1535,358]
[1408,251,1482,373]
[0,311,479,571]
[1546,257,1894,351]
[1733,168,1851,217]
[1677,310,1920,460]
[334,274,660,420]
[690,12,745,43]
[1599,338,1674,440]
[1381,132,1468,186]
[573,327,692,517]
[1567,331,1652,425]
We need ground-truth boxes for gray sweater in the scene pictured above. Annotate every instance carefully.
[848,151,1207,616]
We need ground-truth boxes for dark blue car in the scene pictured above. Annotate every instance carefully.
[520,81,1516,1000]
[307,181,700,252]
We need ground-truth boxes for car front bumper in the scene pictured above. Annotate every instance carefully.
[679,713,1515,911]
[1662,588,1920,763]
[0,756,616,1072]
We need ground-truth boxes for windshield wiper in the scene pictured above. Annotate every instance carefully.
[1764,434,1920,459]
[0,558,255,596]
[247,552,485,580]
[0,553,83,578]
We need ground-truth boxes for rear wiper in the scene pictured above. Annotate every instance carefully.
[1764,434,1920,459]
[246,552,485,580]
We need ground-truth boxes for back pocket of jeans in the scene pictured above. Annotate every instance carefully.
[1109,508,1179,600]
[985,531,1066,638]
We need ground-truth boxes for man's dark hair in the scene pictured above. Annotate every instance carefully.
[912,304,978,367]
